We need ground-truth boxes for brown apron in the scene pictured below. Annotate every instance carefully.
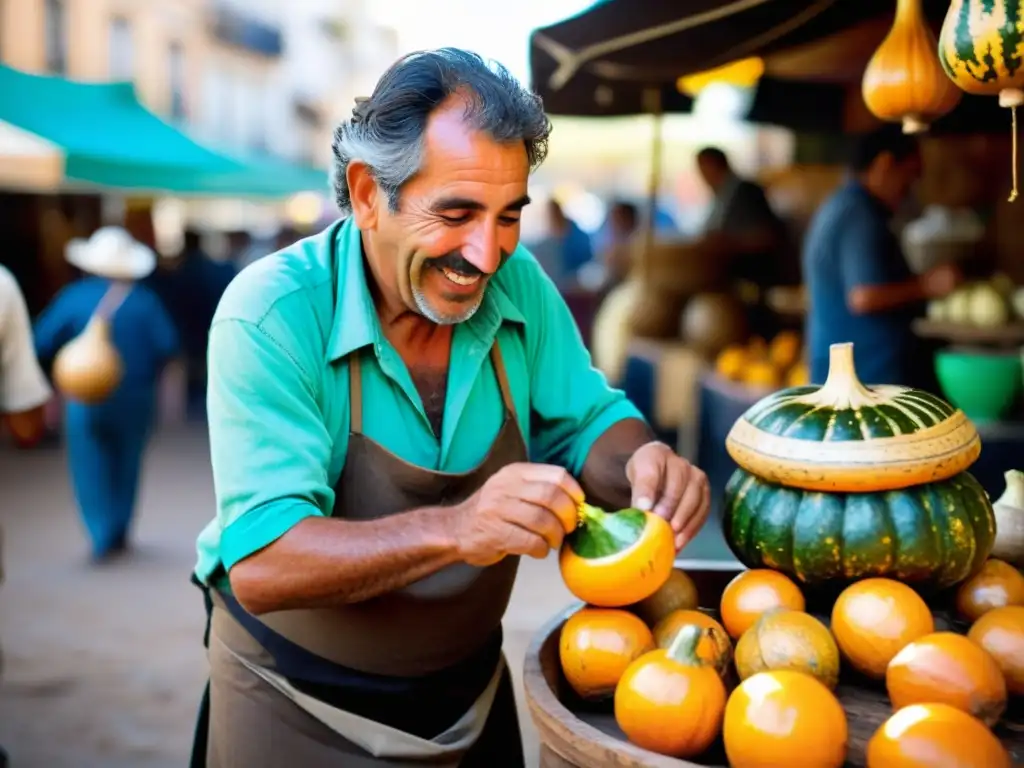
[203,341,528,767]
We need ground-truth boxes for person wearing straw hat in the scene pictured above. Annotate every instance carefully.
[33,226,180,563]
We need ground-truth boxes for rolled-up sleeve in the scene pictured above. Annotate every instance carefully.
[207,317,335,571]
[523,265,645,475]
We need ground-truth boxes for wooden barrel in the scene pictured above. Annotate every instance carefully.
[522,561,1024,768]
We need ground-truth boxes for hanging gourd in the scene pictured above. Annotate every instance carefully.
[939,0,1024,201]
[52,282,131,405]
[862,0,963,134]
[52,315,124,404]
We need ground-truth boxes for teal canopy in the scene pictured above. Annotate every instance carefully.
[0,64,328,197]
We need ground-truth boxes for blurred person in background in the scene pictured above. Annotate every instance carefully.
[598,200,639,288]
[149,229,235,419]
[696,146,787,335]
[34,227,180,562]
[189,48,708,767]
[803,126,961,388]
[532,198,594,286]
[0,263,53,768]
[0,263,52,448]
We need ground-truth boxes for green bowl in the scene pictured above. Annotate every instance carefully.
[935,348,1023,423]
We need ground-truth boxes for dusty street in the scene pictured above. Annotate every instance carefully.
[0,425,581,768]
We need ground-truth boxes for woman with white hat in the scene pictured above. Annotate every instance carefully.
[33,226,180,563]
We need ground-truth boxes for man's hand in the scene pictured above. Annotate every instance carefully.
[919,263,963,299]
[453,463,584,566]
[626,441,710,551]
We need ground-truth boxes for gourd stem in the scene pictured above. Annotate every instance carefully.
[812,342,874,407]
[894,0,919,23]
[576,502,605,529]
[666,624,703,664]
[996,469,1024,509]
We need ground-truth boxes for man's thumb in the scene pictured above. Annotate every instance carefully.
[627,459,661,511]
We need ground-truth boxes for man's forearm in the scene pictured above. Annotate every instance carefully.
[579,417,656,510]
[228,506,460,615]
[848,279,926,314]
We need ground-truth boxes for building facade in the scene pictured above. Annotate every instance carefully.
[0,0,399,168]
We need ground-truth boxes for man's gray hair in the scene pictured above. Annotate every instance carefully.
[330,48,552,217]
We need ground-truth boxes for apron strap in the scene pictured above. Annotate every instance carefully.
[349,351,363,435]
[489,342,515,417]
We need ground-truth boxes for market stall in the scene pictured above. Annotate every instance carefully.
[522,343,1024,767]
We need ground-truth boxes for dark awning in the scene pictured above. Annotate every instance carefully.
[529,0,1007,133]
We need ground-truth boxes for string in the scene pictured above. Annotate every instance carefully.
[93,280,134,322]
[1011,105,1019,203]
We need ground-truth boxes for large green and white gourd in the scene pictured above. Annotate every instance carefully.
[723,342,995,591]
[726,342,981,493]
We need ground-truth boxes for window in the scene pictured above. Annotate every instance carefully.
[169,42,186,121]
[45,0,67,74]
[108,17,133,80]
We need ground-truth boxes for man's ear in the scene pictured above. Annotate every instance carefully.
[347,161,378,229]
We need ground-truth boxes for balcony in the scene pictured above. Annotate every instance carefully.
[209,4,283,58]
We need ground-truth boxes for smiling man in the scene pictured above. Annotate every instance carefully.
[190,48,710,767]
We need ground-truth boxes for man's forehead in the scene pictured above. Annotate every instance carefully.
[421,97,528,167]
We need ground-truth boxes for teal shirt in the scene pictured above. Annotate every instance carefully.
[194,217,645,584]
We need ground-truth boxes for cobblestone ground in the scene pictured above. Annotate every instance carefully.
[0,426,580,768]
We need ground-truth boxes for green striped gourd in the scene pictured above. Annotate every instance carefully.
[725,342,980,493]
[723,468,996,591]
[938,0,1024,200]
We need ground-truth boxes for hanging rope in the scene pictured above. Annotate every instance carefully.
[1010,104,1019,203]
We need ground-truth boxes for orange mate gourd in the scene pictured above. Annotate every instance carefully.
[955,558,1024,622]
[652,609,733,678]
[630,568,700,626]
[967,605,1024,696]
[559,503,675,608]
[831,578,934,679]
[723,669,848,768]
[558,607,655,700]
[734,607,840,690]
[720,569,806,639]
[886,631,1008,726]
[866,703,1012,768]
[614,623,727,759]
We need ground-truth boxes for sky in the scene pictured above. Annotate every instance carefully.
[367,0,592,85]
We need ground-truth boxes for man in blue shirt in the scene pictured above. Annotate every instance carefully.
[803,127,961,386]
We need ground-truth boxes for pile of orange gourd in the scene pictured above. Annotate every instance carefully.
[715,331,809,390]
[557,553,1024,767]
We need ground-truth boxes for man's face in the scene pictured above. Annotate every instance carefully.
[372,100,530,325]
[874,149,923,209]
[892,151,923,203]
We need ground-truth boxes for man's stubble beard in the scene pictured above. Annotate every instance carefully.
[412,285,483,326]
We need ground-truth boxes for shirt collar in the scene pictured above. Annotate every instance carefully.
[325,217,525,364]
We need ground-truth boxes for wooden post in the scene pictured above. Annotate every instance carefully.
[640,86,664,282]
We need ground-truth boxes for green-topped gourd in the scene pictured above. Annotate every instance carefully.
[723,467,997,590]
[559,503,675,607]
[938,0,1024,201]
[725,341,981,493]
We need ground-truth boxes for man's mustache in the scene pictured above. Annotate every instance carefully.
[426,250,511,277]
